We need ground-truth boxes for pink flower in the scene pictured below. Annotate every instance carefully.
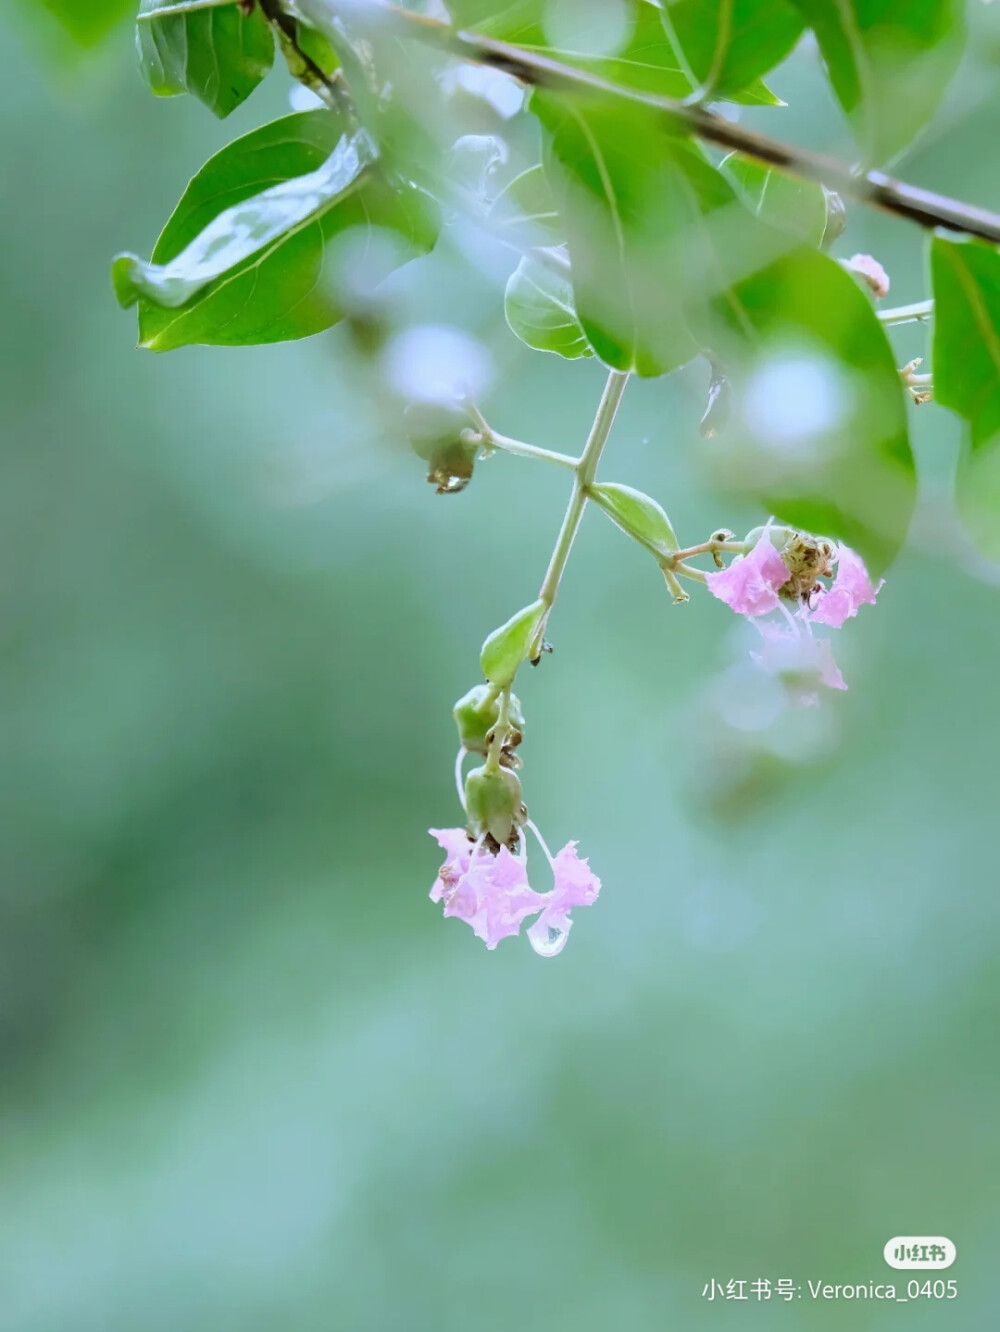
[844,253,890,299]
[527,843,601,958]
[809,545,882,628]
[751,619,846,704]
[430,829,544,949]
[706,533,790,617]
[428,829,600,956]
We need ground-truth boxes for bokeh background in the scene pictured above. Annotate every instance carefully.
[2,4,1000,1328]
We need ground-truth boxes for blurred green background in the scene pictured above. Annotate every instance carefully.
[2,5,1000,1329]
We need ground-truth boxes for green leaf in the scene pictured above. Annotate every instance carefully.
[480,600,547,687]
[660,0,804,99]
[136,0,274,119]
[789,0,964,164]
[299,0,458,201]
[932,237,1000,449]
[273,15,341,94]
[20,0,133,46]
[704,249,915,573]
[113,111,438,351]
[450,0,782,104]
[504,253,593,360]
[533,93,780,377]
[490,166,562,247]
[931,235,1000,560]
[721,153,830,247]
[589,482,679,558]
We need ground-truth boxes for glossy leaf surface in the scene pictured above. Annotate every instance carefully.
[136,0,274,118]
[932,236,1000,561]
[790,0,964,164]
[660,0,804,99]
[114,112,438,350]
[505,253,593,359]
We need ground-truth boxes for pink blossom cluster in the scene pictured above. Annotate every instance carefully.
[705,532,882,699]
[428,828,600,956]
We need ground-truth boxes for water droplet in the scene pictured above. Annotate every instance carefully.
[528,920,570,958]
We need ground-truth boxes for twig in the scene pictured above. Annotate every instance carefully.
[297,0,1000,244]
[879,300,935,327]
[259,0,355,116]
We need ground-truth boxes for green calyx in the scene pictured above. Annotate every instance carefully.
[453,685,524,756]
[464,764,526,848]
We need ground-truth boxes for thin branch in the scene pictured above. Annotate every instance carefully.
[259,0,355,115]
[530,370,629,656]
[471,430,580,472]
[136,0,235,19]
[879,299,935,326]
[298,0,1000,245]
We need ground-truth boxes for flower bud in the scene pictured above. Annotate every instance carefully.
[480,599,546,688]
[743,524,793,551]
[588,482,678,559]
[464,764,526,847]
[453,685,524,755]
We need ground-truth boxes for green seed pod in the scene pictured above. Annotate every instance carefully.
[453,685,524,755]
[464,764,526,847]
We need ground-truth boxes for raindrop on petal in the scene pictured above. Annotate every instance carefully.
[528,920,570,958]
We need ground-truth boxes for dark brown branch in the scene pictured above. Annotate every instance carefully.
[259,0,355,116]
[299,0,1000,245]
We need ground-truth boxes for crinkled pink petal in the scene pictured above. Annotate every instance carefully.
[527,843,601,958]
[430,832,545,949]
[551,842,601,909]
[808,586,853,628]
[815,637,847,692]
[835,546,881,608]
[706,536,790,617]
[465,847,546,949]
[750,620,847,699]
[429,830,601,956]
[845,253,890,298]
[809,545,881,627]
[428,827,474,902]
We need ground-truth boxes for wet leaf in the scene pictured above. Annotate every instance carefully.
[931,235,1000,561]
[505,253,593,359]
[450,0,783,104]
[490,165,562,247]
[790,0,965,164]
[660,0,804,100]
[136,0,274,118]
[721,153,829,247]
[113,111,438,350]
[533,93,780,376]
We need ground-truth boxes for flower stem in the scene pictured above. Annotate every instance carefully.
[671,561,708,585]
[661,566,691,602]
[879,299,934,326]
[464,426,579,472]
[666,538,748,564]
[530,370,629,655]
[484,687,511,774]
